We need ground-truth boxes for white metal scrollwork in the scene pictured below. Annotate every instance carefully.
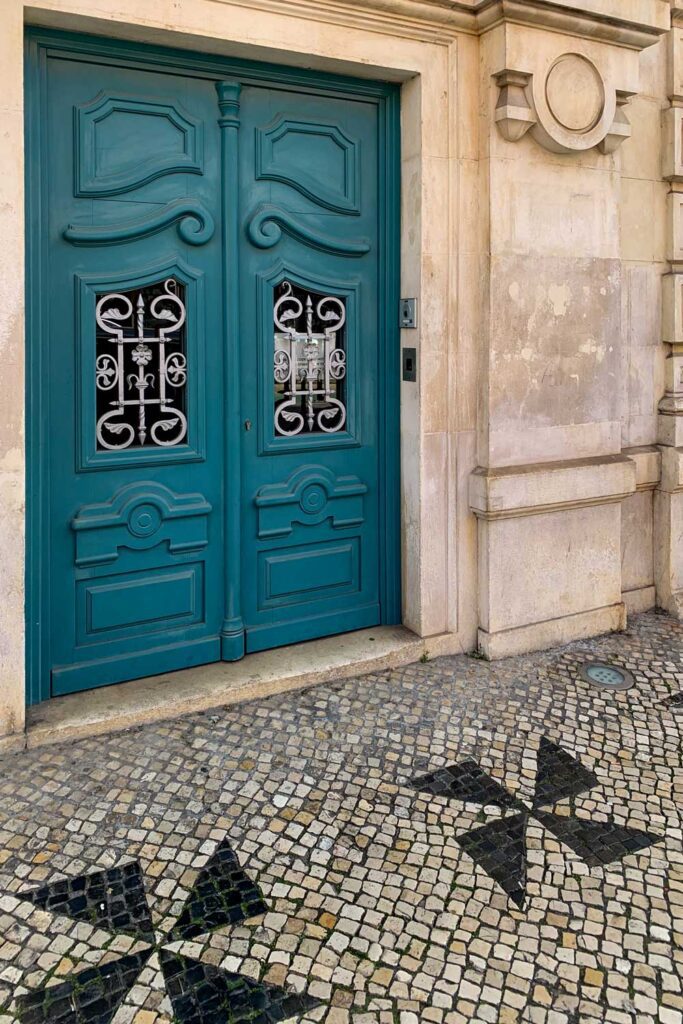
[273,281,347,436]
[95,279,188,450]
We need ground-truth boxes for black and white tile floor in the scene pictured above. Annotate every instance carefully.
[0,610,682,1023]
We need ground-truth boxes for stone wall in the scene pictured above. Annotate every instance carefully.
[472,8,670,656]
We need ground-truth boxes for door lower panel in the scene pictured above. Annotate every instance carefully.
[245,603,381,654]
[258,538,361,610]
[51,636,221,696]
[76,563,205,644]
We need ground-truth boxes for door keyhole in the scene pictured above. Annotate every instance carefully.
[244,419,252,431]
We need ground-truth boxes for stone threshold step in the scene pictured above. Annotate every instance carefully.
[24,626,425,749]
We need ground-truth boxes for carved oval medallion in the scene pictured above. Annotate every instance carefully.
[128,503,163,538]
[545,55,604,133]
[300,483,327,515]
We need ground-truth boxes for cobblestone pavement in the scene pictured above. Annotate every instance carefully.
[0,610,682,1024]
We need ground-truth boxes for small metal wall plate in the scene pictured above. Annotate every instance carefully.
[400,298,418,329]
[579,662,634,691]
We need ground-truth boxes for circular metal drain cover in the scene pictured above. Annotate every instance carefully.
[579,661,634,691]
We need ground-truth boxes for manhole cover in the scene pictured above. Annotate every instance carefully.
[579,661,634,691]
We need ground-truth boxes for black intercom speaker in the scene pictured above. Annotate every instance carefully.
[402,347,417,382]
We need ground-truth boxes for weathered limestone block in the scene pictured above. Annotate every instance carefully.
[486,255,622,468]
[621,447,661,614]
[662,106,683,178]
[662,272,683,343]
[470,457,636,658]
[666,192,683,260]
[622,267,665,449]
[655,445,683,616]
[668,3,683,102]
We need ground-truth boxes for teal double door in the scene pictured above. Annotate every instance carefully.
[26,32,400,701]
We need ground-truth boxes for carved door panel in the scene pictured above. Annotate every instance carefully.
[43,55,225,694]
[239,87,382,652]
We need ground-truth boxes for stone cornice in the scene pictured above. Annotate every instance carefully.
[206,0,669,48]
[476,0,669,50]
[206,0,468,43]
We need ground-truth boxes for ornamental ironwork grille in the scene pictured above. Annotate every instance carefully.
[95,278,188,451]
[273,280,347,437]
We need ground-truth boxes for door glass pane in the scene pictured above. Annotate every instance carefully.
[95,278,188,450]
[273,280,347,437]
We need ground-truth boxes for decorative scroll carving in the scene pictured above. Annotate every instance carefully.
[95,278,188,451]
[64,197,215,247]
[494,55,633,155]
[273,280,347,437]
[72,482,211,567]
[255,465,366,539]
[75,91,203,197]
[246,203,370,256]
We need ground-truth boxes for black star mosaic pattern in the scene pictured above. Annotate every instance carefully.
[411,735,663,909]
[17,950,152,1024]
[23,860,155,943]
[160,950,323,1024]
[456,812,528,908]
[533,810,662,868]
[16,840,322,1024]
[532,735,598,808]
[171,840,267,941]
[410,758,519,809]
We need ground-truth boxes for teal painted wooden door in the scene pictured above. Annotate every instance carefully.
[29,35,398,699]
[239,87,382,652]
[43,56,227,695]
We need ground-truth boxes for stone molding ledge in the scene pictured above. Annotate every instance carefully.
[203,0,669,47]
[478,604,627,660]
[622,445,662,491]
[469,455,637,522]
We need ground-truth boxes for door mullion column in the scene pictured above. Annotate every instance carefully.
[216,80,245,660]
